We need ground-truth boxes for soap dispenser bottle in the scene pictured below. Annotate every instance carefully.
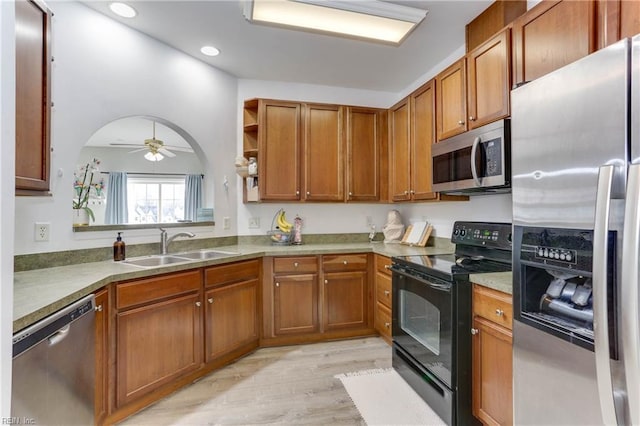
[113,232,126,261]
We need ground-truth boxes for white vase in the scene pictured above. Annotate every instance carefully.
[72,208,90,226]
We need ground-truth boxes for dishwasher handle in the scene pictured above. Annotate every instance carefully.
[13,294,95,358]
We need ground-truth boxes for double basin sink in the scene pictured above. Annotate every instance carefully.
[122,249,239,268]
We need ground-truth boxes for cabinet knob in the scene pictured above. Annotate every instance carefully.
[95,305,103,312]
[306,191,310,196]
[410,190,415,194]
[348,192,353,197]
[404,190,409,195]
[495,308,504,317]
[458,120,465,125]
[195,301,201,307]
[208,298,214,304]
[385,322,391,329]
[469,116,476,121]
[276,282,280,287]
[471,328,479,335]
[295,190,300,195]
[384,290,390,296]
[324,279,328,284]
[343,260,348,265]
[384,264,391,270]
[294,262,299,268]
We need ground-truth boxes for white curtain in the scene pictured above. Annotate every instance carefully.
[105,172,128,224]
[184,174,203,222]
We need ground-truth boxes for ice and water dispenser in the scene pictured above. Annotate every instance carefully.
[513,226,618,354]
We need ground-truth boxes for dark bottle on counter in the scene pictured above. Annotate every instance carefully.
[113,232,126,261]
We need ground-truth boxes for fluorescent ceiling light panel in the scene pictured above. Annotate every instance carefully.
[244,0,428,45]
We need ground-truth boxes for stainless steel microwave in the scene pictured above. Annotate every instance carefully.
[431,119,511,195]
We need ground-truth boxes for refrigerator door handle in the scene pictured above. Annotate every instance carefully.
[622,163,640,426]
[470,136,482,186]
[593,165,619,426]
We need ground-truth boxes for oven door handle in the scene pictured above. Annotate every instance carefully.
[470,136,482,186]
[391,267,452,293]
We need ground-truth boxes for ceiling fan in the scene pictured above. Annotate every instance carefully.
[109,121,194,161]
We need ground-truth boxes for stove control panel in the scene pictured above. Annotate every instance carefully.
[452,221,512,249]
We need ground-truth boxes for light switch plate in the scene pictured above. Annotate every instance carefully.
[223,217,230,230]
[248,217,260,228]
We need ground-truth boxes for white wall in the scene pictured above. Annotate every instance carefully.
[0,0,15,416]
[14,2,239,255]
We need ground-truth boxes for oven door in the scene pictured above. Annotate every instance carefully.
[391,267,453,387]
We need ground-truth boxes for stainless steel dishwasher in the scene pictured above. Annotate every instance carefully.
[12,294,95,425]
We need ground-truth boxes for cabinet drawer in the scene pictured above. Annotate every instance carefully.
[204,259,259,288]
[273,256,318,274]
[473,284,512,330]
[375,302,392,339]
[322,253,368,272]
[117,270,201,310]
[375,254,392,276]
[375,272,392,309]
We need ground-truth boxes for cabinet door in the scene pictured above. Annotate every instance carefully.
[303,104,344,201]
[259,100,302,201]
[346,107,380,201]
[273,274,319,335]
[472,316,513,426]
[15,0,52,195]
[205,279,258,362]
[94,288,109,425]
[410,80,438,201]
[513,0,596,85]
[116,292,203,407]
[323,271,368,331]
[467,29,511,129]
[600,0,640,47]
[436,58,467,141]
[389,98,411,202]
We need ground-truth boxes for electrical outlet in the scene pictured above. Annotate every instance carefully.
[34,222,50,242]
[223,216,230,230]
[248,217,260,229]
[366,216,373,227]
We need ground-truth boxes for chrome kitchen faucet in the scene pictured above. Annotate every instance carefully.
[159,228,196,254]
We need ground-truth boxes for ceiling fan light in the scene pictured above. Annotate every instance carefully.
[144,151,164,162]
[109,2,137,18]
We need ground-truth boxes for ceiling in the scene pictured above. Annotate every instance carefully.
[80,0,493,92]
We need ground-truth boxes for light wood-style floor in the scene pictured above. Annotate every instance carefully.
[120,337,392,425]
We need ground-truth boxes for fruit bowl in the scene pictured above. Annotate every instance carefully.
[267,229,293,245]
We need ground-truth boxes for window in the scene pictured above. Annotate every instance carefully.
[127,175,185,224]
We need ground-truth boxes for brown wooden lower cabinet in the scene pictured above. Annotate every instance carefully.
[274,273,319,335]
[94,287,109,426]
[323,270,367,331]
[472,284,513,426]
[374,254,392,344]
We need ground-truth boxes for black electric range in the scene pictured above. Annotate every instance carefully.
[390,221,512,426]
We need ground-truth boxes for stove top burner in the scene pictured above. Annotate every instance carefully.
[393,254,511,281]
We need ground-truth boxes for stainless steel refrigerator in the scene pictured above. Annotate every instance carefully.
[511,36,640,425]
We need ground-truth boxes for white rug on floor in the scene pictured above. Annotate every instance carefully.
[335,368,446,426]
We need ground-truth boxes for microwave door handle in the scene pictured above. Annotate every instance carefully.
[622,163,640,426]
[470,136,482,186]
[593,165,619,426]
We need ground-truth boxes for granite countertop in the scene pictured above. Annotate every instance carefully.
[13,241,453,332]
[469,271,513,295]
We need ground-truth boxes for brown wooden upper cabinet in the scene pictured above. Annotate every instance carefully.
[244,99,384,203]
[303,104,345,201]
[436,58,467,141]
[389,80,438,202]
[467,29,512,129]
[259,100,302,201]
[15,0,52,195]
[599,0,640,48]
[512,0,598,86]
[345,107,384,202]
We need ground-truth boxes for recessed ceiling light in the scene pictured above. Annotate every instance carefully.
[109,2,137,18]
[200,46,220,57]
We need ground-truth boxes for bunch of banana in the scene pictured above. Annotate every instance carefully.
[276,209,293,233]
